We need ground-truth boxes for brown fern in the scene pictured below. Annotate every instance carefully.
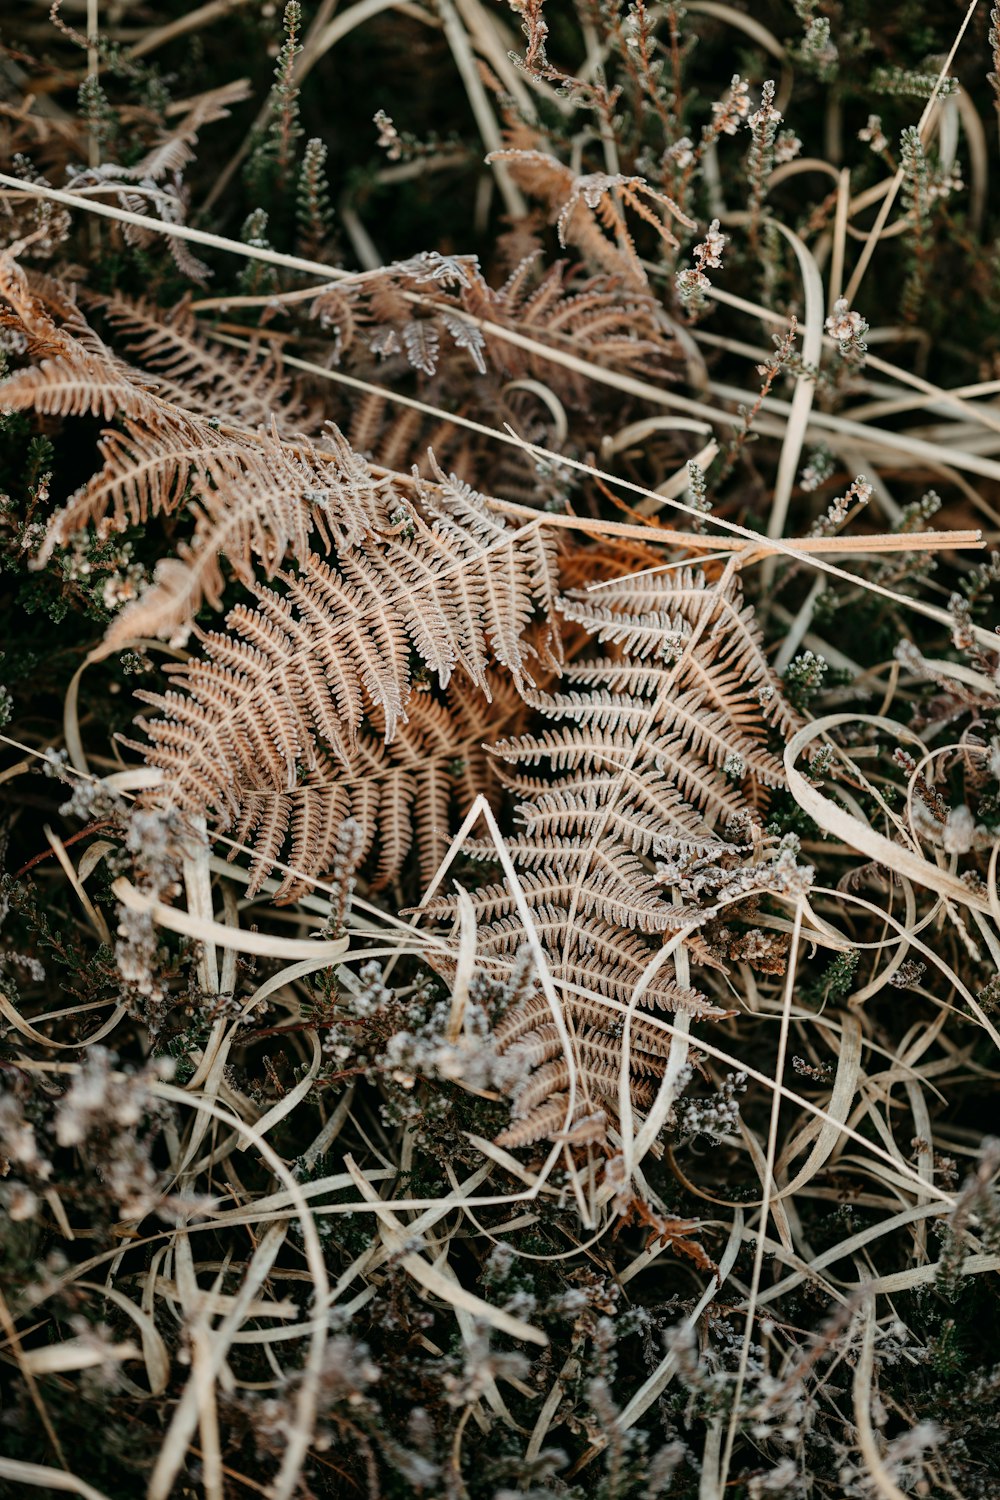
[0,256,165,424]
[0,270,468,656]
[92,422,396,648]
[424,564,800,1150]
[233,673,524,901]
[86,289,311,429]
[312,253,684,510]
[131,479,558,881]
[487,149,695,284]
[1,249,793,1165]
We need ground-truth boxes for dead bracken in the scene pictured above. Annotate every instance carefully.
[0,3,999,1498]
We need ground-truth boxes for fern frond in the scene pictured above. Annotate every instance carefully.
[134,494,557,855]
[88,290,309,429]
[227,676,520,900]
[495,1094,574,1150]
[427,566,796,1149]
[0,356,164,423]
[563,568,799,736]
[492,991,680,1060]
[95,423,397,647]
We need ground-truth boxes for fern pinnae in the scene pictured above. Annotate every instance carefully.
[424,556,797,1150]
[497,766,722,852]
[87,289,309,429]
[133,500,555,888]
[495,1094,575,1151]
[0,353,164,425]
[226,677,516,900]
[93,425,420,652]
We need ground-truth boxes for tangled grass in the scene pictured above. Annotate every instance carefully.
[1,2,1000,1498]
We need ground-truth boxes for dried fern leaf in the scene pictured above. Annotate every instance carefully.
[94,423,395,648]
[0,355,165,422]
[230,674,522,901]
[134,492,557,859]
[427,566,797,1148]
[87,290,309,429]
